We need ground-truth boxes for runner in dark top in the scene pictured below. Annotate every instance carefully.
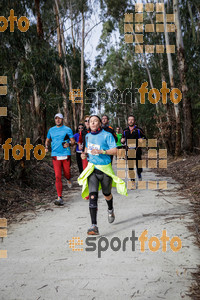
[74,123,84,174]
[79,115,91,158]
[101,115,118,164]
[78,115,90,200]
[121,115,146,189]
[102,115,118,142]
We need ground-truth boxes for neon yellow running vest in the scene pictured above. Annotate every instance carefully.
[78,162,128,199]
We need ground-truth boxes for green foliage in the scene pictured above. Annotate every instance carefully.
[0,0,199,149]
[91,0,200,146]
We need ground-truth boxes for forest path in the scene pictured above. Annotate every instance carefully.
[0,160,199,300]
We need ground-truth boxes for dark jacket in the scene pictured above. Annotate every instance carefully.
[122,125,146,154]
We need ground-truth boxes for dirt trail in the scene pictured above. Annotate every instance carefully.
[0,161,199,300]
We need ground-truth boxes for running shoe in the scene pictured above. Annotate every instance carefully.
[87,225,99,235]
[54,197,64,206]
[67,180,72,188]
[108,209,115,223]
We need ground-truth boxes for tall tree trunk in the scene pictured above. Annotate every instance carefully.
[158,55,174,153]
[34,0,44,38]
[173,0,193,152]
[135,9,169,148]
[187,1,196,42]
[54,0,70,127]
[33,0,46,144]
[143,54,166,146]
[14,71,23,146]
[55,0,77,130]
[162,0,181,156]
[80,11,85,122]
[69,0,76,59]
[13,70,24,169]
[60,15,76,130]
[31,74,46,144]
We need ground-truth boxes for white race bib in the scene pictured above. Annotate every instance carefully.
[87,142,100,155]
[57,156,68,160]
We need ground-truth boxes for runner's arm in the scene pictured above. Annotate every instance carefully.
[81,147,88,159]
[121,132,126,144]
[91,148,117,156]
[137,127,147,139]
[63,137,75,148]
[67,128,75,147]
[70,137,75,146]
[137,128,147,148]
[45,138,51,152]
[102,147,117,156]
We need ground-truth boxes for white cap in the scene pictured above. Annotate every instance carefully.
[54,113,63,119]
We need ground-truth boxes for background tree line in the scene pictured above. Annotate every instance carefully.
[0,0,199,173]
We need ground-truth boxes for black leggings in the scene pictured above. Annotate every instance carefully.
[76,152,83,174]
[88,169,112,225]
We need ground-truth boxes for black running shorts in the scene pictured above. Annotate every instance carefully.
[88,169,112,195]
